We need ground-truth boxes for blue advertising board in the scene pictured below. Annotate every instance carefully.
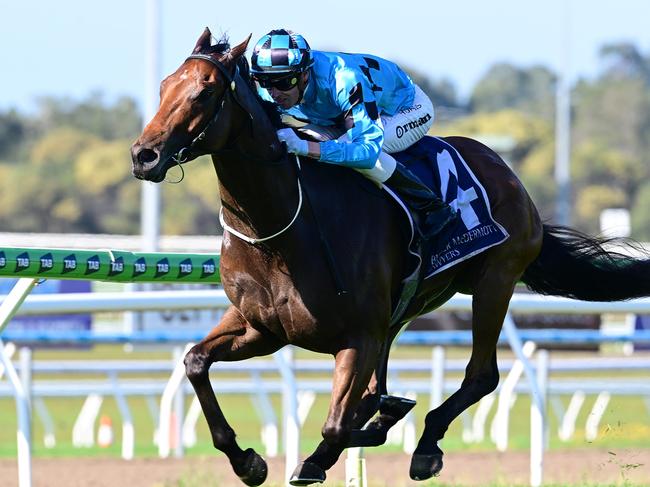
[0,279,92,338]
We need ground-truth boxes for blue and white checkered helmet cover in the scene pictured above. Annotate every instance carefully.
[251,29,313,76]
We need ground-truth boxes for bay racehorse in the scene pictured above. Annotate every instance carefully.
[130,28,650,486]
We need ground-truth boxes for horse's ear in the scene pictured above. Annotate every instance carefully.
[192,27,212,54]
[229,34,252,60]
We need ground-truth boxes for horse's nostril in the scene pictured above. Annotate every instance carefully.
[137,148,159,165]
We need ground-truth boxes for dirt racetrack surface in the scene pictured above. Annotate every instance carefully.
[0,449,648,486]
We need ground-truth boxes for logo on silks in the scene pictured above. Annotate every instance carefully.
[133,257,147,277]
[178,258,193,278]
[0,251,6,268]
[155,258,170,278]
[201,258,217,278]
[38,253,54,273]
[85,255,101,275]
[62,254,77,274]
[108,257,125,277]
[15,252,30,272]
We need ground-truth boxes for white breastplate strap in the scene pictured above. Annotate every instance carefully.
[219,157,303,245]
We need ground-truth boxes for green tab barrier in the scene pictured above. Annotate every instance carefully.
[0,247,220,283]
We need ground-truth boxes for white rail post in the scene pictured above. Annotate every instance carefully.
[0,277,38,487]
[558,391,585,441]
[33,398,56,448]
[0,278,38,334]
[249,371,280,457]
[72,395,103,447]
[502,313,546,487]
[430,346,445,409]
[19,347,33,442]
[345,446,367,487]
[471,393,496,442]
[275,346,300,485]
[492,340,536,450]
[531,349,548,487]
[585,391,611,441]
[182,395,202,448]
[173,346,185,458]
[0,338,32,487]
[159,343,193,458]
[110,374,135,460]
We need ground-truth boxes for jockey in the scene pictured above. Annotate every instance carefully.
[250,29,457,239]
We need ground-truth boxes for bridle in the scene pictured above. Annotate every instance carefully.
[170,53,241,164]
[176,53,304,245]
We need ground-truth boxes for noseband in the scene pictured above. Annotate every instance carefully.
[171,54,241,164]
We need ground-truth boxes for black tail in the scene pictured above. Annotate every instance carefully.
[521,224,650,301]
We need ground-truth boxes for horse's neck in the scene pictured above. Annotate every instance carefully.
[213,149,299,239]
[204,65,298,239]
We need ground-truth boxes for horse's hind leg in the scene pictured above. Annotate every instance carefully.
[290,336,381,486]
[184,306,285,487]
[410,269,520,481]
[348,327,416,448]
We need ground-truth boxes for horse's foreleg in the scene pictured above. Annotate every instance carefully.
[290,338,380,486]
[410,274,517,481]
[184,306,284,487]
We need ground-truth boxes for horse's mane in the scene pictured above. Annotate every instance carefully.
[200,35,283,129]
[236,57,283,129]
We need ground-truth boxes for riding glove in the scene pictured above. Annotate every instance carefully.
[277,128,309,156]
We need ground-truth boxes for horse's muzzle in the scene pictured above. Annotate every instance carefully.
[131,143,165,181]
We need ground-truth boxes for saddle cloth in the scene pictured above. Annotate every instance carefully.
[386,136,509,324]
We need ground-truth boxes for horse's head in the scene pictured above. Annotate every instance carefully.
[131,28,282,182]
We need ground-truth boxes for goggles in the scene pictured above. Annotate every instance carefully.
[254,74,299,91]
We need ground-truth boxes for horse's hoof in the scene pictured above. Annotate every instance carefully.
[379,394,417,416]
[348,395,416,448]
[289,461,326,486]
[409,452,444,481]
[235,448,268,487]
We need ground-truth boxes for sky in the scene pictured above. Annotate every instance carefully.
[2,0,650,115]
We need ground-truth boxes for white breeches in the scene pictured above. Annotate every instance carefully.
[298,84,434,184]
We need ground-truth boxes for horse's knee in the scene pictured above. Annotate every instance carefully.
[321,422,350,446]
[184,347,209,382]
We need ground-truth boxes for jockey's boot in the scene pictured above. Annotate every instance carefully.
[385,163,457,240]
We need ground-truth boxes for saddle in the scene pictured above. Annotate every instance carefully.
[386,136,510,325]
[293,123,509,324]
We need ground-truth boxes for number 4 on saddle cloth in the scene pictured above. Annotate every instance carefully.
[386,136,510,324]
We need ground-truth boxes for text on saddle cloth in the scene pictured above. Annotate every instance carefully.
[391,136,510,278]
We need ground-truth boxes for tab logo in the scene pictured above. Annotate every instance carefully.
[62,254,77,274]
[15,252,30,272]
[155,258,170,278]
[201,258,217,278]
[133,257,147,277]
[0,251,6,268]
[178,258,193,278]
[109,256,125,277]
[85,255,101,275]
[38,253,54,273]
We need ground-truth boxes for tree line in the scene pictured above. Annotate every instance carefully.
[1,42,649,239]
